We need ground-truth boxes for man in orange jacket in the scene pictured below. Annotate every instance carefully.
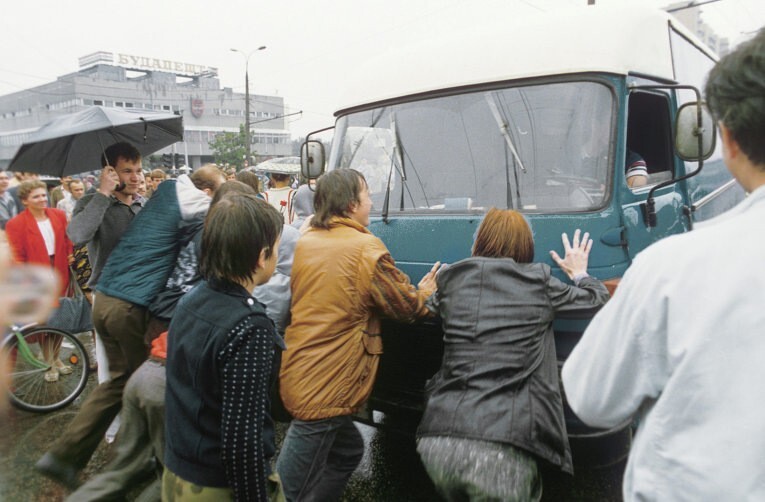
[276,169,441,501]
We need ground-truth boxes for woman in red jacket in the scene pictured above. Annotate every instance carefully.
[5,180,74,382]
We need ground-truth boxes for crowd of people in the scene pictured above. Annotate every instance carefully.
[0,28,761,502]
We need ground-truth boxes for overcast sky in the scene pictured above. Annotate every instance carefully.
[1,0,762,137]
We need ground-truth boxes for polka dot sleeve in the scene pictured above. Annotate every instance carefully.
[217,314,275,502]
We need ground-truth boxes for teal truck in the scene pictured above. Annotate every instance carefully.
[300,5,743,464]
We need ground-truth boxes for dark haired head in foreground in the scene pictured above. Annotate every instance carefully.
[705,28,765,169]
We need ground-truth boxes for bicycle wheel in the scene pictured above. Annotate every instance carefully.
[2,325,90,413]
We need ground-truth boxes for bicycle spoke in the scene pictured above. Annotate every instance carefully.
[3,326,91,412]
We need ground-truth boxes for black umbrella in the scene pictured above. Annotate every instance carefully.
[8,106,183,176]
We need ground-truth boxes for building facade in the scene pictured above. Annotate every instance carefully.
[0,51,291,171]
[667,2,730,56]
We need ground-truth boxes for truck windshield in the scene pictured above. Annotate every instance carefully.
[329,80,614,214]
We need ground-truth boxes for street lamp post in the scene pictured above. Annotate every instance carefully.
[231,46,267,166]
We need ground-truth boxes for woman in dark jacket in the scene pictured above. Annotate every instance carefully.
[417,208,609,501]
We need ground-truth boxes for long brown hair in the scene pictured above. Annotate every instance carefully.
[472,208,534,263]
[311,169,366,229]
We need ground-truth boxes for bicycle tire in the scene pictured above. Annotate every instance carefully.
[2,325,90,413]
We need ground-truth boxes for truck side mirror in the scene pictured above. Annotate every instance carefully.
[301,140,326,179]
[675,102,716,161]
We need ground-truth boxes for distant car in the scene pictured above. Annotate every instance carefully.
[40,175,60,189]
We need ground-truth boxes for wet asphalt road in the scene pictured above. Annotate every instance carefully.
[337,412,625,501]
[1,375,625,501]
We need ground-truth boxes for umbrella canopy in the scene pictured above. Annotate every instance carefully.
[252,157,301,175]
[8,106,183,177]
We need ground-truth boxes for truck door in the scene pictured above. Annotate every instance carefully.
[621,88,690,260]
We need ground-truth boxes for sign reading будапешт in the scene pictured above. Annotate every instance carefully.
[116,53,218,76]
[77,51,217,77]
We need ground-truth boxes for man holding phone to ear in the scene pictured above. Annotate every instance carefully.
[35,142,146,488]
[66,142,145,290]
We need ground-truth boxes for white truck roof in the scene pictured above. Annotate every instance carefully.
[336,4,716,113]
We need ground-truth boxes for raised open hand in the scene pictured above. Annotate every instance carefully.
[549,229,592,280]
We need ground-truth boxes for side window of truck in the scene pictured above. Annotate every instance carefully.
[626,91,674,187]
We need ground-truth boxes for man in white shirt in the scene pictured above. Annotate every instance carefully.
[50,175,73,208]
[562,30,765,501]
[56,178,85,221]
[263,172,296,224]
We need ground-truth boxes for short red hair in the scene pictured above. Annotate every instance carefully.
[472,208,534,263]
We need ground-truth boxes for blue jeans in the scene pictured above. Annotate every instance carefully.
[276,416,364,502]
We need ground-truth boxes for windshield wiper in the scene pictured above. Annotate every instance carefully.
[381,157,394,223]
[485,92,524,209]
[392,115,407,212]
[382,112,408,223]
[382,112,406,223]
[485,93,527,173]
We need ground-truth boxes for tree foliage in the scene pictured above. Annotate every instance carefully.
[209,124,249,169]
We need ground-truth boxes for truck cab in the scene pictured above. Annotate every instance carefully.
[301,5,743,465]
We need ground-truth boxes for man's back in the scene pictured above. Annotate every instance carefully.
[281,219,389,419]
[264,186,295,224]
[96,176,211,307]
[563,187,765,500]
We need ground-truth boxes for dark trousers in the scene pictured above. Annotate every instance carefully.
[49,292,149,469]
[276,415,364,502]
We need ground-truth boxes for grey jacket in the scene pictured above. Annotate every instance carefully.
[289,183,315,229]
[253,224,299,334]
[417,257,609,474]
[0,191,18,229]
[67,192,144,287]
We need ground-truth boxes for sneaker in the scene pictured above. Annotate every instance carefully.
[53,359,73,375]
[35,452,80,490]
[44,368,59,382]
